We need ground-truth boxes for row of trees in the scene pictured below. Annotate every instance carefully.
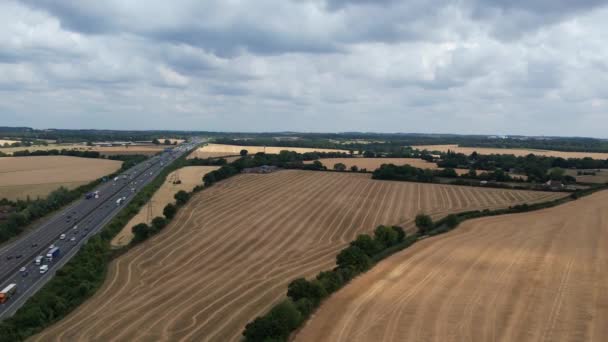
[242,225,407,341]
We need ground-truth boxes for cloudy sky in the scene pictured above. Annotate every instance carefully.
[2,0,608,137]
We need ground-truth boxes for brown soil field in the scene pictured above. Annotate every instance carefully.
[415,144,608,160]
[32,171,566,342]
[565,169,608,184]
[308,158,439,170]
[111,166,220,247]
[0,156,122,200]
[296,190,608,342]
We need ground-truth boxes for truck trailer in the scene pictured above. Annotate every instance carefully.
[46,247,60,262]
[0,283,17,304]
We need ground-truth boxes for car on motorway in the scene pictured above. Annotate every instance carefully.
[60,234,66,240]
[20,267,28,277]
[70,237,76,243]
[31,243,38,248]
[39,265,49,274]
[35,256,43,265]
[49,244,55,250]
[5,255,13,261]
[15,254,22,259]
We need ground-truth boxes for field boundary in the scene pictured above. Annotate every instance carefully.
[241,183,608,342]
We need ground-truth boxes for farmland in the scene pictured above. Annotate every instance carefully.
[565,169,608,184]
[187,143,347,160]
[415,144,608,159]
[111,166,219,247]
[308,158,439,170]
[0,156,122,200]
[0,144,166,156]
[296,190,608,342]
[32,171,565,342]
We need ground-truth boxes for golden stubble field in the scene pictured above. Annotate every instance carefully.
[1,144,167,156]
[111,166,220,247]
[296,190,608,342]
[0,156,122,200]
[187,143,348,160]
[415,144,608,159]
[32,171,566,342]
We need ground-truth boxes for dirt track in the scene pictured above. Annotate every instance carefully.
[31,171,566,342]
[296,190,608,342]
[0,156,122,200]
[415,144,608,159]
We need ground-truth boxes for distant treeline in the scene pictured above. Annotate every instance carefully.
[438,151,608,182]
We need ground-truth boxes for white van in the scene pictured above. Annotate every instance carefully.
[39,265,49,274]
[34,256,43,265]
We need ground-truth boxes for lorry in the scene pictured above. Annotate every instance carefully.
[46,247,60,262]
[0,283,17,304]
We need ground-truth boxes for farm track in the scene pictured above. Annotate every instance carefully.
[31,170,567,342]
[296,190,608,342]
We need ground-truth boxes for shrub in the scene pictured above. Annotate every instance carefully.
[163,203,177,219]
[350,234,382,257]
[150,216,167,232]
[415,214,433,235]
[336,246,371,273]
[287,278,327,305]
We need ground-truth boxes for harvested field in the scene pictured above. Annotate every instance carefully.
[309,158,439,170]
[32,171,566,342]
[1,143,165,156]
[296,190,608,342]
[111,166,220,247]
[155,138,185,145]
[565,169,608,184]
[415,144,608,159]
[187,150,239,160]
[0,156,122,200]
[0,139,20,146]
[190,143,347,157]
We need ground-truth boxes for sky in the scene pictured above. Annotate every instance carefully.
[1,0,608,137]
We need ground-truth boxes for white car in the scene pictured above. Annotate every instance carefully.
[70,237,76,242]
[60,234,66,240]
[49,244,55,249]
[35,256,43,265]
[40,265,49,274]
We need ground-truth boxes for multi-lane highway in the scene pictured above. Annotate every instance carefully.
[0,139,201,319]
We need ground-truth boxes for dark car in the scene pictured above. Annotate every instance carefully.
[6,255,13,260]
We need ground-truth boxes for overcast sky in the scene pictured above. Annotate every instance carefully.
[2,0,608,137]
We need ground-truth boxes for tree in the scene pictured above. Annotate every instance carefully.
[163,203,177,219]
[132,223,150,242]
[164,139,171,145]
[333,163,347,171]
[415,214,433,235]
[287,278,327,305]
[152,138,161,145]
[151,216,167,232]
[174,190,190,206]
[336,246,371,272]
[350,234,381,257]
[316,271,344,294]
[444,214,459,229]
[350,165,359,172]
[374,225,399,248]
[240,149,248,157]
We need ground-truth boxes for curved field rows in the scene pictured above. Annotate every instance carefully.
[296,190,608,342]
[32,171,566,342]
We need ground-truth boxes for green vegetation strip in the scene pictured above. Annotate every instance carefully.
[0,147,211,341]
[241,184,608,342]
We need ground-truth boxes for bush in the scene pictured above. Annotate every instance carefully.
[350,234,382,257]
[336,246,371,273]
[131,223,150,243]
[242,299,301,342]
[415,214,433,235]
[163,203,177,219]
[174,190,190,206]
[373,225,399,248]
[287,278,327,306]
[316,271,344,294]
[150,216,167,232]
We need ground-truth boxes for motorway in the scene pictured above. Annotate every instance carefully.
[0,139,201,319]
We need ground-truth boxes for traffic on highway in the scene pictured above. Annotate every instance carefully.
[0,139,201,319]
